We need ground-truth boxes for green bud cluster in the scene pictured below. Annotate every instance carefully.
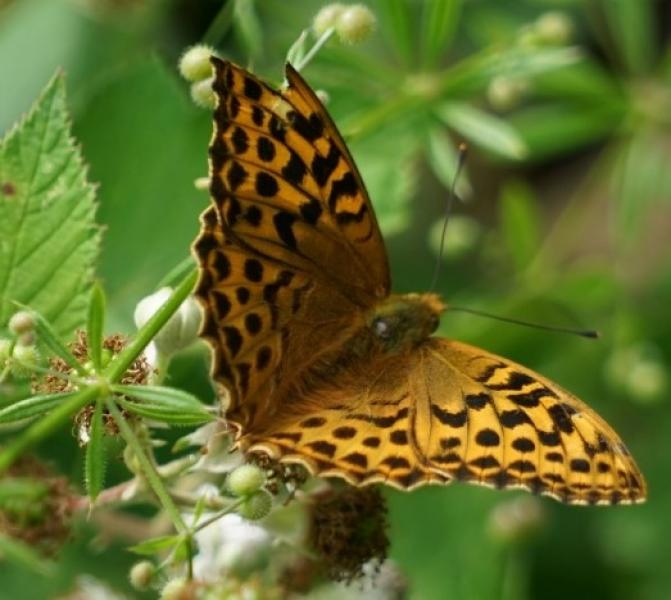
[226,464,272,521]
[0,310,41,380]
[313,3,377,45]
[178,45,219,110]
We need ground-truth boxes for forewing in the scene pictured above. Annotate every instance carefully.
[207,57,390,298]
[193,59,391,423]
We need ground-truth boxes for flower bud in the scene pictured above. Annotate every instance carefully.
[315,89,330,105]
[336,4,377,44]
[227,464,266,497]
[238,490,272,521]
[179,44,216,82]
[487,76,528,111]
[160,577,196,600]
[488,496,544,543]
[313,3,345,37]
[626,359,667,403]
[134,288,202,356]
[8,311,35,336]
[129,560,156,590]
[605,343,668,404]
[190,78,216,109]
[535,11,573,46]
[11,344,40,378]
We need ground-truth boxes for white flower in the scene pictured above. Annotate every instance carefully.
[193,513,272,580]
[134,287,201,358]
[305,560,407,600]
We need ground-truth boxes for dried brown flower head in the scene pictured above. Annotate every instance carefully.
[31,331,152,443]
[0,455,73,555]
[309,485,389,582]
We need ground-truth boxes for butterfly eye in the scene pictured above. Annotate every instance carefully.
[372,317,393,339]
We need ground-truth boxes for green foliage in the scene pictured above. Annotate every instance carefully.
[0,0,670,598]
[0,74,99,338]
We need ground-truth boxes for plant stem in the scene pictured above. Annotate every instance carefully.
[105,397,188,534]
[103,269,197,383]
[0,385,101,473]
[193,497,245,533]
[294,27,334,72]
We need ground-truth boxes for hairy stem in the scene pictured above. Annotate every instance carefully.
[105,398,188,534]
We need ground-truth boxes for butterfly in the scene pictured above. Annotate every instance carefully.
[192,57,646,506]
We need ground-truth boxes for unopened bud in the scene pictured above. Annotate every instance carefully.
[313,3,345,37]
[238,490,272,521]
[129,560,156,590]
[8,311,35,336]
[227,464,266,497]
[179,44,217,82]
[336,4,377,44]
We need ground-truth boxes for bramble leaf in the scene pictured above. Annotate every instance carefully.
[0,73,100,339]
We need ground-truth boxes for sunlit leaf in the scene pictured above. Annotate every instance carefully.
[420,0,461,68]
[112,384,213,426]
[499,180,541,271]
[129,535,181,556]
[87,282,106,371]
[435,102,527,159]
[0,73,100,338]
[0,392,73,424]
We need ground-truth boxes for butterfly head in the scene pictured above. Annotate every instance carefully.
[368,293,445,353]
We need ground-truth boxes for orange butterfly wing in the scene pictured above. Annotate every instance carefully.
[193,58,389,428]
[193,59,646,506]
[244,338,646,505]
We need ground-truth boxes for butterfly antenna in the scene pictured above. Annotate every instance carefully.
[448,305,599,339]
[429,143,468,292]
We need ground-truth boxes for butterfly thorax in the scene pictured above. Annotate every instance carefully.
[366,292,445,354]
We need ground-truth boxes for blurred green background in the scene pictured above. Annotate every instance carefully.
[1,0,670,598]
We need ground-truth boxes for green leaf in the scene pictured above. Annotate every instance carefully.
[498,180,541,271]
[420,0,461,68]
[0,392,73,424]
[510,103,623,160]
[380,0,415,66]
[128,535,181,556]
[16,306,84,374]
[87,282,106,371]
[233,0,263,63]
[84,399,107,502]
[172,536,196,563]
[601,0,656,74]
[0,534,55,576]
[203,1,236,46]
[349,125,419,236]
[0,73,100,339]
[112,384,213,426]
[441,47,581,96]
[435,102,527,160]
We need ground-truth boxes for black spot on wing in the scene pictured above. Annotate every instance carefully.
[431,405,467,427]
[273,211,297,250]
